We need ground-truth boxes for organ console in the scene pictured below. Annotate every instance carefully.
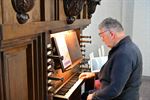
[81,49,86,52]
[0,1,100,100]
[47,69,54,74]
[80,40,92,43]
[48,77,64,82]
[80,35,91,38]
[82,54,86,57]
[47,47,56,53]
[47,55,64,60]
[47,61,54,66]
[80,44,86,48]
[53,73,84,100]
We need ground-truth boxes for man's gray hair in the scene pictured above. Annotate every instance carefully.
[99,17,124,32]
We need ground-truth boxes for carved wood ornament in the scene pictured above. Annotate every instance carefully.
[63,0,86,24]
[11,0,34,24]
[87,0,101,18]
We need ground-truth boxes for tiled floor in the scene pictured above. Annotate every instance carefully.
[140,76,150,100]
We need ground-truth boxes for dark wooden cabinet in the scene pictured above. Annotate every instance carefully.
[0,33,48,100]
[0,0,100,100]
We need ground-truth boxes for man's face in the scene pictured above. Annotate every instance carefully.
[99,28,113,48]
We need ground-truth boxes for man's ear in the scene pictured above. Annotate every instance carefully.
[110,31,115,39]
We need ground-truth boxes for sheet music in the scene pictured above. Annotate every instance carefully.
[90,56,108,72]
[51,32,72,69]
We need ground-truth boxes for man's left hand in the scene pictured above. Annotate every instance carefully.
[87,93,94,100]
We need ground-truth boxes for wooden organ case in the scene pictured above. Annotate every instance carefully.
[0,0,101,100]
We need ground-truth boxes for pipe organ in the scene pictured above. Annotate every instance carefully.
[0,0,101,100]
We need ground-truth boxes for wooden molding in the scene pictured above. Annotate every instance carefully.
[0,19,90,40]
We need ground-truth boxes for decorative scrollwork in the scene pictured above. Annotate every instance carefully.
[63,0,86,24]
[11,0,34,24]
[87,0,101,18]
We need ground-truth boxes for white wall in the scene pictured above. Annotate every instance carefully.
[122,0,134,36]
[132,0,150,76]
[83,0,150,76]
[83,0,122,57]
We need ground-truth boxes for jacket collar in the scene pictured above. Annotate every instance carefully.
[109,36,132,57]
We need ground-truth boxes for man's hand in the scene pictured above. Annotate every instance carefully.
[87,93,95,100]
[79,72,95,79]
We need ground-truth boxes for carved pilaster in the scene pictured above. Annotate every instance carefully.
[87,0,101,18]
[63,0,86,24]
[11,0,34,24]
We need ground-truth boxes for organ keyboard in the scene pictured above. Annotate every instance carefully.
[53,73,84,100]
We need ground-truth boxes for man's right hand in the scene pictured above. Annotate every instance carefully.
[79,72,95,80]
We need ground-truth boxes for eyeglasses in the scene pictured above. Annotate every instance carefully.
[98,30,110,36]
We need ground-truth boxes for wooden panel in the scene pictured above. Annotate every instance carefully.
[69,86,81,100]
[0,52,4,100]
[4,47,28,100]
[65,30,82,62]
[26,33,47,100]
[50,0,55,21]
[80,7,84,19]
[59,0,66,20]
[1,34,38,51]
[1,33,48,100]
[40,33,48,100]
[25,34,47,100]
[40,0,45,21]
[45,0,50,21]
[83,3,88,19]
[26,43,35,100]
[29,0,41,22]
[0,19,91,40]
[2,0,17,24]
[45,0,55,21]
[0,0,2,24]
[34,35,44,100]
[1,0,40,24]
[54,0,59,20]
[85,78,94,91]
